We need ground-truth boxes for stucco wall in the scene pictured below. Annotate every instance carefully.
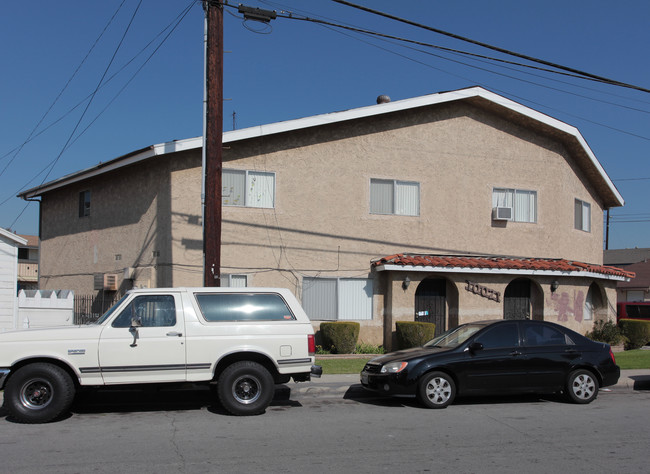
[36,101,613,345]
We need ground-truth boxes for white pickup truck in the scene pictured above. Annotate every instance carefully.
[0,287,321,423]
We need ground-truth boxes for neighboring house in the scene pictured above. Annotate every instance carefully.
[17,234,39,292]
[604,248,650,303]
[0,228,27,331]
[19,87,631,348]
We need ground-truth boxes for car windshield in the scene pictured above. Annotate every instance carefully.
[423,324,486,348]
[93,294,129,325]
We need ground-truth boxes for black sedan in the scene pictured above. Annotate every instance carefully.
[360,320,620,408]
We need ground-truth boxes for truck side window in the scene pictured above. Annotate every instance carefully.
[112,295,176,328]
[195,293,295,322]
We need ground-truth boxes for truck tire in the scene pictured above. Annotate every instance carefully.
[217,361,274,416]
[4,363,76,423]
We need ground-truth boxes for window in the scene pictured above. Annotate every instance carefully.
[524,324,569,346]
[370,179,419,216]
[492,188,536,223]
[79,190,91,217]
[474,323,519,349]
[302,277,373,321]
[222,274,248,287]
[222,169,275,208]
[112,295,176,328]
[574,199,591,232]
[195,293,294,321]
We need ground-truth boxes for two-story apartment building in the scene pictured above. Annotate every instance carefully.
[19,87,631,348]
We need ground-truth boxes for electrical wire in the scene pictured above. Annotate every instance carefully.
[0,0,129,178]
[3,1,199,217]
[330,0,650,94]
[8,0,146,228]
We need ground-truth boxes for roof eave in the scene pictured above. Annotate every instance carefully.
[375,263,630,282]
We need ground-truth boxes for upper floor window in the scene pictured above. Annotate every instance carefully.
[370,178,419,216]
[79,190,91,217]
[223,169,275,208]
[492,188,536,223]
[574,199,591,232]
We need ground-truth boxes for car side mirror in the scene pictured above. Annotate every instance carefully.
[468,342,484,353]
[129,318,141,347]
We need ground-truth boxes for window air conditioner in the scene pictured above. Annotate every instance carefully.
[103,274,119,291]
[492,207,512,221]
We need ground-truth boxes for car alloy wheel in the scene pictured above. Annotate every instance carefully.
[418,371,456,409]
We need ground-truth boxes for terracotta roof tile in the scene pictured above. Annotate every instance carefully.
[372,254,634,279]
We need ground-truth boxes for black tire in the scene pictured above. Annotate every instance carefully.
[565,369,598,404]
[217,361,274,416]
[3,363,75,423]
[417,371,456,409]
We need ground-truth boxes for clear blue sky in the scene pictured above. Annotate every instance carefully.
[2,0,649,251]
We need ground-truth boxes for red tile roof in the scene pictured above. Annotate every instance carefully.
[372,254,634,280]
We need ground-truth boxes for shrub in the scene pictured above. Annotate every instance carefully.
[585,320,623,345]
[354,342,385,354]
[320,322,360,354]
[396,321,436,350]
[619,319,650,350]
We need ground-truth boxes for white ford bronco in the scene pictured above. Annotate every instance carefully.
[0,287,321,423]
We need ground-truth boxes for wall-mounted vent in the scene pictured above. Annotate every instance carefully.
[492,207,512,221]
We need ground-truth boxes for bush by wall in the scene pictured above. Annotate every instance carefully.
[619,319,650,350]
[585,319,624,346]
[396,321,436,350]
[320,322,360,354]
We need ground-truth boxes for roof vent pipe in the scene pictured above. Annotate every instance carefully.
[376,95,391,104]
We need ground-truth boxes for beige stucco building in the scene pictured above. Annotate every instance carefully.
[20,87,632,349]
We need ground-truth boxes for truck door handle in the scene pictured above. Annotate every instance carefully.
[166,332,183,337]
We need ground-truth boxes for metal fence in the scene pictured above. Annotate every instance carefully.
[74,293,121,325]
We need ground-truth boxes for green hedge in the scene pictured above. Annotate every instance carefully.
[320,322,360,354]
[396,321,436,350]
[619,319,650,350]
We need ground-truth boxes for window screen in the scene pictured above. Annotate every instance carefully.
[196,293,294,321]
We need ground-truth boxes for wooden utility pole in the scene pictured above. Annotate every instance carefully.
[203,0,223,287]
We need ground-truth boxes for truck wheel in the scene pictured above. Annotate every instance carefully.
[217,361,274,416]
[4,363,76,423]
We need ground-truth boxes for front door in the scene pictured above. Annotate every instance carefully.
[504,279,531,320]
[415,278,446,336]
[98,293,186,384]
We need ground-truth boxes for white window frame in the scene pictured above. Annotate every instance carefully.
[574,199,591,232]
[492,188,537,223]
[221,274,248,287]
[370,178,420,216]
[222,169,275,208]
[302,277,373,321]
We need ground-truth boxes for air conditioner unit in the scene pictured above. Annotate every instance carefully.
[103,274,119,291]
[492,207,512,221]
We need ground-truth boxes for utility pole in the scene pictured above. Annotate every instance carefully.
[203,0,223,287]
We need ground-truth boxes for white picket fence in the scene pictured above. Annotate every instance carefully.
[17,290,74,328]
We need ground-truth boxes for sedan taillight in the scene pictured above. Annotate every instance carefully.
[609,348,616,365]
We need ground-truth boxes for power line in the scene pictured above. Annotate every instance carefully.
[330,0,650,94]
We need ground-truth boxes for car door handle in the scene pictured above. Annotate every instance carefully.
[166,331,183,337]
[510,350,523,356]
